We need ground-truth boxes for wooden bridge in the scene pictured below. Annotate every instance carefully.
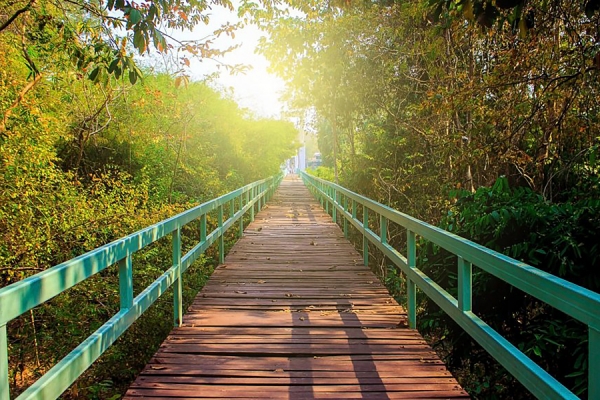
[2,173,599,400]
[124,178,468,399]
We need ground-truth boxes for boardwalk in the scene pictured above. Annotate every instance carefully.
[125,177,468,399]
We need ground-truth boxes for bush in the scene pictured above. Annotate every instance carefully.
[418,176,600,399]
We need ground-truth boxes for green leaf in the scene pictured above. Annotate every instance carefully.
[491,210,500,221]
[565,370,585,378]
[108,58,119,73]
[129,70,137,85]
[89,67,100,82]
[129,8,142,25]
[133,30,146,52]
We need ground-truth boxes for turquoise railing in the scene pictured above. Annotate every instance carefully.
[0,174,282,400]
[300,171,600,400]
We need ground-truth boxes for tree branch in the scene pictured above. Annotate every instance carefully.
[0,73,43,136]
[0,0,35,32]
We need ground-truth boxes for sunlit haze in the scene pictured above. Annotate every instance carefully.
[173,5,285,118]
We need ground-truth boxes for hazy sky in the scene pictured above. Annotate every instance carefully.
[176,4,286,118]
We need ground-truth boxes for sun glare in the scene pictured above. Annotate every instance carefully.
[172,4,285,118]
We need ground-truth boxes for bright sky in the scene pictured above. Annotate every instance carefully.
[176,4,286,118]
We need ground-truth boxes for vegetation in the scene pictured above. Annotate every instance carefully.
[3,0,600,398]
[262,0,600,398]
[1,1,297,397]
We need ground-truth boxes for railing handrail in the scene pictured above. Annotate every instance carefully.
[300,170,600,400]
[0,173,283,400]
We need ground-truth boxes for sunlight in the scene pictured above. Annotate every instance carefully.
[173,4,286,117]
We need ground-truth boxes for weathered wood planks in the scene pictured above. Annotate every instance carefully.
[124,176,468,399]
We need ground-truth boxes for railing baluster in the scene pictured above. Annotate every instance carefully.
[380,215,387,245]
[218,204,224,264]
[458,257,472,312]
[1,324,8,400]
[245,188,250,212]
[118,253,133,310]
[320,182,324,207]
[352,199,357,220]
[332,189,337,224]
[343,196,348,239]
[200,213,207,243]
[407,230,417,329]
[239,194,244,238]
[591,327,600,400]
[250,187,255,221]
[363,206,369,266]
[172,227,182,327]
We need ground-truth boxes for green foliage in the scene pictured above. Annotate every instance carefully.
[418,177,600,398]
[306,166,335,181]
[1,6,298,396]
[0,0,241,87]
[260,3,600,394]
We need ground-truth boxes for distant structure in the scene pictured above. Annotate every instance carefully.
[307,152,322,169]
[284,146,306,174]
[297,146,306,171]
[284,127,319,174]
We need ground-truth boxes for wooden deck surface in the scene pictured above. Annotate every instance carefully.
[124,176,468,399]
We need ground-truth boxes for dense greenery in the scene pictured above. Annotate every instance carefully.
[420,177,599,398]
[263,0,600,398]
[1,1,297,397]
[3,0,600,398]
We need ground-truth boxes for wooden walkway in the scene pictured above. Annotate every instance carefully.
[125,177,468,399]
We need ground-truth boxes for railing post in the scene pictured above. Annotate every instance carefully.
[1,324,8,400]
[250,188,255,222]
[320,182,324,207]
[238,194,244,238]
[172,227,182,327]
[200,213,207,243]
[380,215,387,245]
[407,230,417,329]
[343,196,348,239]
[256,183,262,212]
[325,187,329,214]
[590,327,600,400]
[363,206,369,266]
[332,189,337,224]
[458,256,472,312]
[218,204,224,264]
[118,253,133,310]
[352,199,357,220]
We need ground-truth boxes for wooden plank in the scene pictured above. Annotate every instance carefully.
[125,176,469,399]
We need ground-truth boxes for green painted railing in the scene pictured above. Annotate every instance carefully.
[0,174,282,400]
[300,171,600,400]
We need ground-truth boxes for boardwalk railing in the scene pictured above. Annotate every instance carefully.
[0,174,282,400]
[300,171,600,400]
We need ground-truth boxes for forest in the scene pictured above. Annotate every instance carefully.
[259,0,600,398]
[2,0,600,398]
